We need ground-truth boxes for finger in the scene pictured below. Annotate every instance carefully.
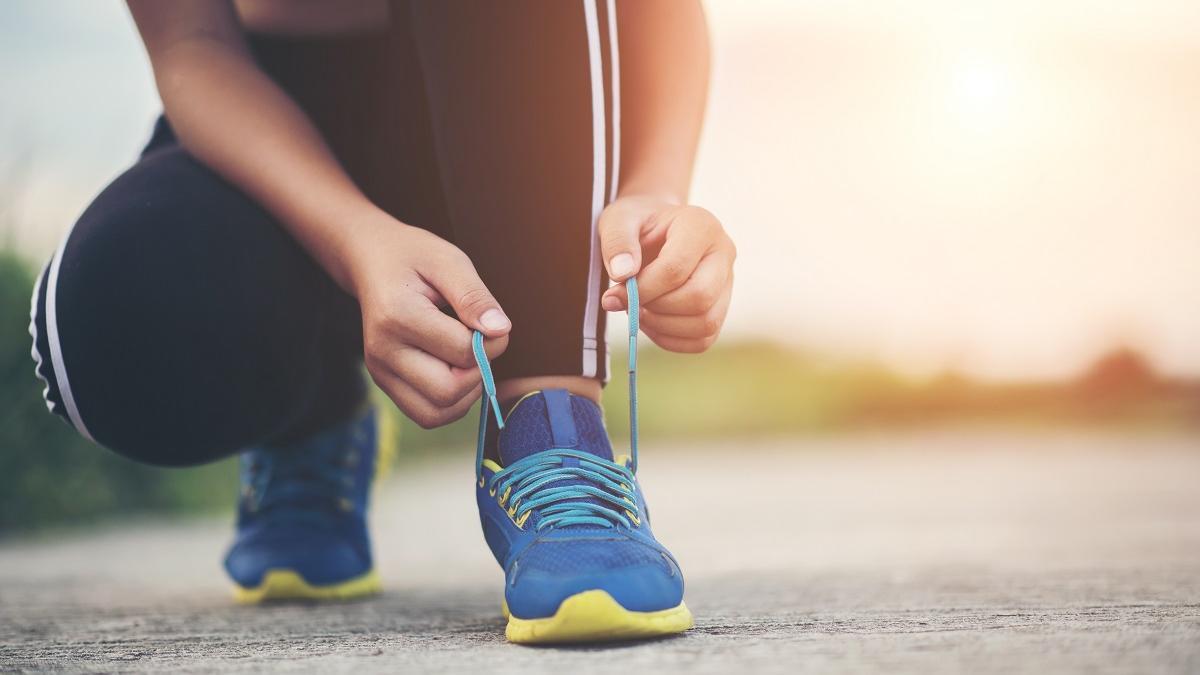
[641,324,718,354]
[601,282,628,312]
[395,302,510,370]
[602,246,732,314]
[598,201,643,281]
[365,333,479,406]
[388,345,482,408]
[645,251,733,315]
[641,286,731,339]
[373,368,482,429]
[604,210,715,307]
[393,301,476,369]
[617,218,714,307]
[420,248,511,337]
[480,333,508,361]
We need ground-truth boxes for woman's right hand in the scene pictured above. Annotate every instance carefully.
[346,213,510,428]
[126,3,511,428]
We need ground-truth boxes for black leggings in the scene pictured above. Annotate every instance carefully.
[30,1,621,466]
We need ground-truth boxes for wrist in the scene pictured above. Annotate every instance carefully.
[615,175,687,206]
[614,189,684,207]
[327,204,410,299]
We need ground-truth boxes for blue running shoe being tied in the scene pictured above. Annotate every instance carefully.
[224,406,392,603]
[471,278,693,643]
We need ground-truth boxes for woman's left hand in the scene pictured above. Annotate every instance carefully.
[599,195,736,353]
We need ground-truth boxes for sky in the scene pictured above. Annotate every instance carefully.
[2,1,1199,381]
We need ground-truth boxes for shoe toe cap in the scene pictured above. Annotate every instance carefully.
[505,537,684,619]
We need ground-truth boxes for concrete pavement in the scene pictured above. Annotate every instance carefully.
[2,430,1198,673]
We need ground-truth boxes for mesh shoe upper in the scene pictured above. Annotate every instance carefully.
[476,389,685,619]
[224,408,376,587]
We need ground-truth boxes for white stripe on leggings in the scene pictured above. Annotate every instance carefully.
[581,0,606,378]
[28,261,56,414]
[606,0,621,205]
[44,228,94,441]
[603,0,621,383]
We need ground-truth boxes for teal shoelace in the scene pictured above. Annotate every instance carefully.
[471,278,641,530]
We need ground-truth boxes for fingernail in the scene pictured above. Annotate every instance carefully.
[609,253,635,279]
[480,309,510,331]
[602,295,620,311]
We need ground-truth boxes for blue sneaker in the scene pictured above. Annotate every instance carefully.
[224,407,390,603]
[471,279,693,643]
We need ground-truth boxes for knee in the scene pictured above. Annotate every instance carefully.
[29,164,326,466]
[28,239,265,467]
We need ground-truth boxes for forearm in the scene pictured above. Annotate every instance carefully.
[156,41,378,289]
[129,0,384,293]
[615,0,710,203]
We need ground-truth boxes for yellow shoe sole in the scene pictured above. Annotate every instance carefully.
[502,590,694,644]
[232,568,381,604]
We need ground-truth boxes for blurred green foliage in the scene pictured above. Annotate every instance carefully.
[388,342,909,458]
[4,248,1197,534]
[395,338,1200,460]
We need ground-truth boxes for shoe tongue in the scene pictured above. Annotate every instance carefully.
[498,389,613,466]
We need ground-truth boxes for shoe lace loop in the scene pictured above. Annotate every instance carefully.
[471,278,641,530]
[486,448,639,530]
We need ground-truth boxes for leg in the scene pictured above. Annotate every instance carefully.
[401,1,690,644]
[30,138,365,467]
[401,0,617,399]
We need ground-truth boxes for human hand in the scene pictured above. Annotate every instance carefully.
[599,195,735,353]
[347,216,509,428]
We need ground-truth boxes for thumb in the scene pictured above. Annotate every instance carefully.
[598,201,644,282]
[424,252,511,337]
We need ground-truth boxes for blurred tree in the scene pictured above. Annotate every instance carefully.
[1077,347,1158,398]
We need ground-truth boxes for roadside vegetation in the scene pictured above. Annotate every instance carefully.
[2,250,1196,533]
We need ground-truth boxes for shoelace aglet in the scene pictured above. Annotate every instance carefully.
[472,331,505,430]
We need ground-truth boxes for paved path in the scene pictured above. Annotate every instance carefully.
[2,430,1199,673]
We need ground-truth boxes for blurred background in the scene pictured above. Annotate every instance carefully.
[1,0,1198,533]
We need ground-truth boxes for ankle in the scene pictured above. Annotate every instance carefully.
[497,376,602,407]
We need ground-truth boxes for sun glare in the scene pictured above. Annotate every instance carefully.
[950,59,1013,130]
[958,64,1002,102]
